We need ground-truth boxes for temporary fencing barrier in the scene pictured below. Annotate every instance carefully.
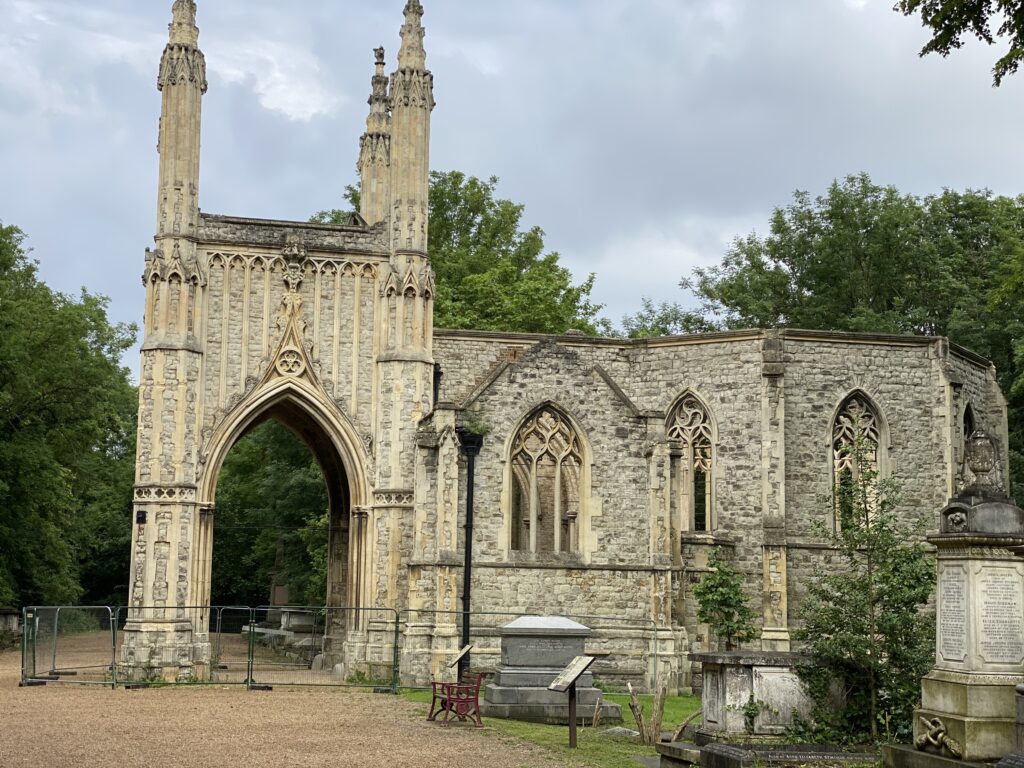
[20,605,661,692]
[21,607,116,688]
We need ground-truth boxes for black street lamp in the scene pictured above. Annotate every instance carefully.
[455,427,483,679]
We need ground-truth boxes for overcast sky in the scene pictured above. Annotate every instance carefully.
[3,0,1024,367]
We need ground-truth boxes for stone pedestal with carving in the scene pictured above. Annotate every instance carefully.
[912,433,1024,763]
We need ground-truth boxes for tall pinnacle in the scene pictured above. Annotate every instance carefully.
[358,47,392,226]
[169,0,199,47]
[397,0,426,70]
[366,46,390,134]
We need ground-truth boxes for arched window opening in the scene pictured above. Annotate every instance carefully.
[831,393,881,529]
[212,420,331,608]
[510,406,583,554]
[667,394,715,533]
[963,404,976,443]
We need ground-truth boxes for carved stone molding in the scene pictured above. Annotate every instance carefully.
[374,490,414,507]
[135,485,198,504]
[157,44,207,93]
[389,69,435,110]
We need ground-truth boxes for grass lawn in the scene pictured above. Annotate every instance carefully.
[403,688,701,768]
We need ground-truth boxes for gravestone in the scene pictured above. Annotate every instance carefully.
[914,432,1024,762]
[691,650,819,738]
[480,616,621,725]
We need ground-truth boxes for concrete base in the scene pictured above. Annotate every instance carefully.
[915,669,1024,761]
[654,741,700,767]
[915,707,1017,763]
[480,675,621,724]
[883,743,988,768]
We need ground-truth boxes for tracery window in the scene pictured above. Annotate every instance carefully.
[510,406,583,554]
[831,393,881,528]
[667,394,714,533]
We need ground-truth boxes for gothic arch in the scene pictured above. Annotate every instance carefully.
[502,401,593,560]
[195,377,371,613]
[665,390,718,533]
[829,389,889,529]
[828,389,889,473]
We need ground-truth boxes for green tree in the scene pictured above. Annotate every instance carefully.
[692,548,758,651]
[621,298,715,338]
[211,421,329,607]
[679,175,1024,488]
[0,223,137,606]
[795,438,934,743]
[895,0,1024,86]
[312,172,608,334]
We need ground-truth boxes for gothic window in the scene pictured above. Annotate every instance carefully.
[957,403,976,489]
[963,403,976,448]
[831,392,882,528]
[510,406,583,554]
[667,394,715,533]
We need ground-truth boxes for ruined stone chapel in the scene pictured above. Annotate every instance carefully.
[121,0,1010,688]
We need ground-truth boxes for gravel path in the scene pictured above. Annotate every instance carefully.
[0,645,563,768]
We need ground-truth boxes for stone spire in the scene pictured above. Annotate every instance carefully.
[388,0,434,254]
[144,0,207,342]
[168,0,199,47]
[153,0,206,245]
[397,0,427,70]
[357,47,392,226]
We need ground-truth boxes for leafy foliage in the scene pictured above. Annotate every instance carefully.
[795,438,934,743]
[211,420,329,607]
[677,174,1024,489]
[312,172,608,334]
[692,548,758,651]
[0,223,137,606]
[895,0,1024,86]
[621,298,715,338]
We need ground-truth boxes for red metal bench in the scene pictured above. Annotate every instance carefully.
[427,672,485,727]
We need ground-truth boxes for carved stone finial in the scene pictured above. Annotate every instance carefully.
[966,429,998,488]
[397,0,427,70]
[374,46,386,66]
[168,0,199,46]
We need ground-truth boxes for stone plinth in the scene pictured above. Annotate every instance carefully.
[0,610,19,633]
[912,455,1024,764]
[480,616,621,725]
[915,533,1024,761]
[691,651,817,738]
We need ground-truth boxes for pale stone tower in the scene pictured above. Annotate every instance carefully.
[371,0,435,579]
[121,0,208,679]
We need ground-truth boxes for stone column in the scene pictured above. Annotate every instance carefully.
[760,331,790,650]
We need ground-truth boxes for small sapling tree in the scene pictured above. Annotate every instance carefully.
[693,548,758,651]
[795,436,934,743]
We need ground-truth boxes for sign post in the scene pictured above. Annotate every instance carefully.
[449,644,473,674]
[548,655,598,749]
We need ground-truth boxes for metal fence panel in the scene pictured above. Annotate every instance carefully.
[246,606,399,690]
[22,606,115,687]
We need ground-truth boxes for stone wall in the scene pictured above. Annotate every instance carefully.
[427,328,1006,676]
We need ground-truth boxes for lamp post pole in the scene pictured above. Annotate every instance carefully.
[456,428,483,679]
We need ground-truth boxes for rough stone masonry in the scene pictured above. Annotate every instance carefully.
[122,0,1009,690]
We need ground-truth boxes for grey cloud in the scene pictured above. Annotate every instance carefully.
[1,0,1023,351]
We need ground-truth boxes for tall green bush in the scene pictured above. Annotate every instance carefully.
[795,437,934,743]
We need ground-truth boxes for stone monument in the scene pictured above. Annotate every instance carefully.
[913,431,1024,762]
[691,650,820,739]
[480,616,621,724]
